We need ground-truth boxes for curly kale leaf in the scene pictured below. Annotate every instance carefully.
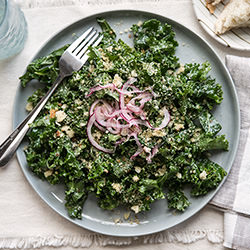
[179,62,223,108]
[97,17,116,40]
[167,189,190,212]
[65,181,88,219]
[20,45,68,87]
[27,88,47,107]
[132,19,178,54]
[197,134,229,152]
[199,111,222,136]
[186,158,227,196]
[131,19,179,71]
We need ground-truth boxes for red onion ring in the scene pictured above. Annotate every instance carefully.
[86,83,116,97]
[86,114,115,154]
[154,107,171,130]
[130,133,143,160]
[86,77,170,162]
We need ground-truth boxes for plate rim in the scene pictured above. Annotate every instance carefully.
[13,9,240,237]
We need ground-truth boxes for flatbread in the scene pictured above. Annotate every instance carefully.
[215,0,250,34]
[205,0,223,14]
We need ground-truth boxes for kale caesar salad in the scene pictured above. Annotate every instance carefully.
[20,18,228,219]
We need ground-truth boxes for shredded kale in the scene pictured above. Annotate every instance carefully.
[20,18,228,219]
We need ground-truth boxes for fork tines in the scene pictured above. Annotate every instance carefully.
[68,27,102,59]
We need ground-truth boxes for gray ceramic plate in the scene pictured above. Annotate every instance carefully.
[13,10,240,237]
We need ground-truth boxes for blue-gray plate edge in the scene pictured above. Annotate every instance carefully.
[13,9,240,237]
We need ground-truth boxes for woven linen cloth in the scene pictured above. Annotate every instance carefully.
[210,55,250,250]
[1,0,250,249]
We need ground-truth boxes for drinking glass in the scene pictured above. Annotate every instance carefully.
[0,0,27,60]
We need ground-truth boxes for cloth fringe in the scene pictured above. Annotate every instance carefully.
[16,0,161,8]
[0,230,223,249]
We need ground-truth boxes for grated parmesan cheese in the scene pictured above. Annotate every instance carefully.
[112,183,123,193]
[61,125,75,138]
[55,110,67,123]
[199,170,207,180]
[25,102,33,112]
[131,205,140,214]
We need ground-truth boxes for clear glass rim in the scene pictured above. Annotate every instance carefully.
[0,0,8,27]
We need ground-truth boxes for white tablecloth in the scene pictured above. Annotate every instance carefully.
[1,1,250,249]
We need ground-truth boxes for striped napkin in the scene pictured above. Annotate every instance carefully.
[210,55,250,250]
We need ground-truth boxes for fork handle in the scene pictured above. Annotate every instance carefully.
[0,74,65,167]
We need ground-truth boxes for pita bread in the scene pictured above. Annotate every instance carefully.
[215,0,250,34]
[205,0,223,14]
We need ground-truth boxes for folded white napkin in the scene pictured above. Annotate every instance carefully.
[210,55,250,250]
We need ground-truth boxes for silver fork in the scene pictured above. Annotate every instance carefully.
[0,27,103,167]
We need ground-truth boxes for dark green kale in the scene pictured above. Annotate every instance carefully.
[199,111,222,136]
[179,63,223,108]
[131,19,179,71]
[167,189,190,212]
[20,18,229,218]
[187,158,227,196]
[65,181,88,219]
[20,45,68,87]
[97,18,116,40]
[197,134,229,152]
